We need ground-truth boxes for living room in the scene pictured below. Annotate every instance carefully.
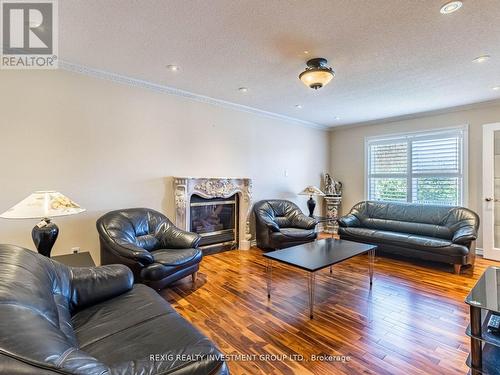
[1,1,499,374]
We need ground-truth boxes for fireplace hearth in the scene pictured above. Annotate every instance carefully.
[173,177,252,253]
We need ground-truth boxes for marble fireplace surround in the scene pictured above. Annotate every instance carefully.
[173,177,252,250]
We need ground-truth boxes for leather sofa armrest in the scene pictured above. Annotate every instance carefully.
[160,226,202,249]
[70,264,134,311]
[291,214,319,230]
[338,214,361,227]
[452,225,478,245]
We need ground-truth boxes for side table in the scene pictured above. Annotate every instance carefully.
[465,266,500,375]
[52,252,95,267]
[314,216,337,238]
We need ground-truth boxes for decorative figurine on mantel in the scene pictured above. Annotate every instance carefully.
[322,173,343,235]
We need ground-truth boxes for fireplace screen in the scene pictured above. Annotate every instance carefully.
[190,194,238,249]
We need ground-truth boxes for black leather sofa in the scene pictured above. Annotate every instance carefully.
[254,199,318,251]
[97,208,202,290]
[0,244,228,375]
[339,201,480,274]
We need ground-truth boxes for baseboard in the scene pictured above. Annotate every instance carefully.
[250,239,257,247]
[476,247,484,256]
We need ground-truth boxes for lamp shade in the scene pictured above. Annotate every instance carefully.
[299,69,334,89]
[298,186,325,196]
[299,58,335,90]
[0,191,86,219]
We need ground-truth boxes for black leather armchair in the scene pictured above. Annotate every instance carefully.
[97,208,202,290]
[254,199,318,251]
[339,201,480,274]
[0,244,228,375]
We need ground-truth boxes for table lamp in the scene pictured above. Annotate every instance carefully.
[298,186,325,217]
[0,191,85,257]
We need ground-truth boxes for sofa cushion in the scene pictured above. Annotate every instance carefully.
[141,249,203,281]
[72,284,175,347]
[340,227,469,256]
[361,218,452,240]
[139,249,202,281]
[272,228,316,240]
[73,284,225,375]
[152,248,201,267]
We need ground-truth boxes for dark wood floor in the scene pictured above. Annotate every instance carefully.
[160,241,498,375]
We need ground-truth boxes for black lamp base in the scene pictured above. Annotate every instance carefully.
[307,196,316,217]
[32,218,59,257]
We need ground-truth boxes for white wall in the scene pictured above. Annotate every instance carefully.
[330,103,500,248]
[0,70,329,263]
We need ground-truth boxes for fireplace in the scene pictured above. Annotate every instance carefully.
[190,194,238,251]
[173,177,252,253]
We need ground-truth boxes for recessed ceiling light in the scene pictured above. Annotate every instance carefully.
[295,104,303,109]
[334,116,341,120]
[238,87,248,93]
[440,1,463,14]
[166,64,179,71]
[303,50,310,54]
[493,86,500,91]
[473,55,491,63]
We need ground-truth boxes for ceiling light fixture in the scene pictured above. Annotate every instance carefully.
[440,1,463,14]
[299,58,335,90]
[166,64,179,71]
[473,55,491,63]
[493,86,500,91]
[295,104,303,109]
[238,87,248,93]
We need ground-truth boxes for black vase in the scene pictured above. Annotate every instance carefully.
[307,196,316,217]
[32,219,59,257]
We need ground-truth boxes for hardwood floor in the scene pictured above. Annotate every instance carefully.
[160,241,498,375]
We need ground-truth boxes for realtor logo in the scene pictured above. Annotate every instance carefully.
[1,0,58,69]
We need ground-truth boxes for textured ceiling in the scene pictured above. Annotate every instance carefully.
[59,0,500,127]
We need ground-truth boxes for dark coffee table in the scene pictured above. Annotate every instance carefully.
[263,238,376,318]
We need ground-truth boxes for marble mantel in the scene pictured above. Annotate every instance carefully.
[172,177,253,250]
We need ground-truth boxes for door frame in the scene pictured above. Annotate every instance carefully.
[483,122,500,260]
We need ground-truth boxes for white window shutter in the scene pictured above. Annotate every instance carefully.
[367,128,464,206]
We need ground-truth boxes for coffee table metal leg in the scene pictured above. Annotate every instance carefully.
[329,265,332,274]
[307,272,316,319]
[266,259,272,298]
[368,249,375,286]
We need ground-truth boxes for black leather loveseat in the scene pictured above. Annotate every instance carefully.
[0,244,228,375]
[339,201,479,274]
[254,199,318,251]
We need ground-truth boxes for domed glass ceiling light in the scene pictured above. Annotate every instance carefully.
[299,58,335,90]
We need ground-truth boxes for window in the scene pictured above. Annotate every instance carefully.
[366,127,466,206]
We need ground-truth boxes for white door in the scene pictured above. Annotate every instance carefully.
[483,123,500,260]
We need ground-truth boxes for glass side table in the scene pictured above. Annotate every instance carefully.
[465,266,500,375]
[313,215,338,237]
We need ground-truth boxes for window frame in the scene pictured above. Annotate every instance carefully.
[364,125,469,206]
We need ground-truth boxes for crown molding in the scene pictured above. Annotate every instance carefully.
[328,98,500,131]
[58,61,327,131]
